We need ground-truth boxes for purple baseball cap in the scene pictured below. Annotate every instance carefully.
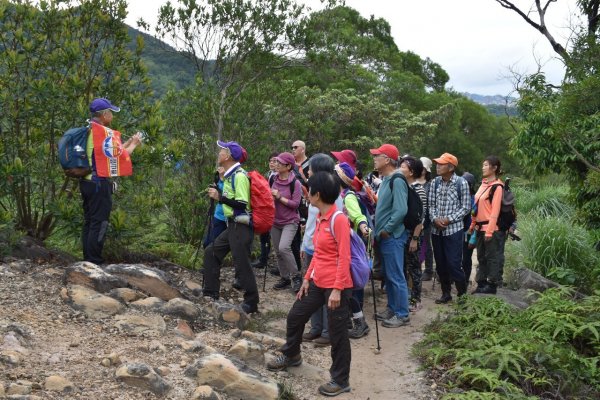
[335,162,356,186]
[275,152,295,166]
[217,140,243,161]
[90,98,120,113]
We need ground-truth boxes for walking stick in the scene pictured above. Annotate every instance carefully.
[367,232,382,353]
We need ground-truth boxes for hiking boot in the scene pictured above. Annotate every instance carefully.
[269,267,280,276]
[479,282,497,294]
[313,336,331,347]
[455,280,467,297]
[251,259,266,269]
[421,271,433,281]
[348,317,370,339]
[232,278,242,291]
[435,281,453,304]
[374,308,394,321]
[472,281,488,294]
[318,379,351,397]
[382,314,410,328]
[241,302,258,314]
[273,277,291,290]
[302,332,320,341]
[291,275,302,293]
[266,353,302,371]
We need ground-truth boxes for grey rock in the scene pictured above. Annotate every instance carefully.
[131,297,165,311]
[192,385,223,400]
[162,298,200,320]
[104,264,182,300]
[108,288,145,303]
[44,375,74,393]
[114,314,166,336]
[115,363,171,395]
[227,339,265,363]
[63,285,125,318]
[63,262,127,293]
[210,300,249,330]
[511,267,559,293]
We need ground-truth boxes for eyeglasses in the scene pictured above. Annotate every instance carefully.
[373,154,389,159]
[291,146,299,150]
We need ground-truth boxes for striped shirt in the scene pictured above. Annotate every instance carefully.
[411,182,427,227]
[428,174,471,236]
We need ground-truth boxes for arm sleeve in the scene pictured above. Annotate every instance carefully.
[333,214,352,290]
[283,180,302,209]
[428,179,439,222]
[448,180,471,224]
[302,206,318,252]
[219,172,249,210]
[219,196,247,210]
[485,185,503,236]
[344,193,367,231]
[384,177,408,234]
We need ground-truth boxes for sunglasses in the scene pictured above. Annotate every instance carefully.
[291,146,299,150]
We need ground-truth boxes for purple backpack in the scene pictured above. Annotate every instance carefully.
[330,211,371,289]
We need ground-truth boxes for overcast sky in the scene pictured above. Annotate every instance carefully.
[124,0,579,96]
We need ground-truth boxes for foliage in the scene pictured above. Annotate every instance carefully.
[415,291,600,399]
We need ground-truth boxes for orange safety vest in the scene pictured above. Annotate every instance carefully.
[90,121,132,178]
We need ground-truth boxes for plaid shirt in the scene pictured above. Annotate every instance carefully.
[428,174,471,236]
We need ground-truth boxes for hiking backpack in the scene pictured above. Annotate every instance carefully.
[232,169,275,235]
[389,173,423,232]
[330,211,371,289]
[489,178,516,231]
[58,125,91,178]
[341,189,375,231]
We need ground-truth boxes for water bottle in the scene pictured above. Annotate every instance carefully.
[468,231,478,249]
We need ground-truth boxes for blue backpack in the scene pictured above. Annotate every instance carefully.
[58,125,91,178]
[330,211,370,289]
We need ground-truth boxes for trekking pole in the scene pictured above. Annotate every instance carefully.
[367,232,381,353]
[263,236,268,292]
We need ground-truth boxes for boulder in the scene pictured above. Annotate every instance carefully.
[63,285,125,318]
[108,288,145,303]
[115,363,171,395]
[44,375,74,393]
[210,301,249,330]
[179,340,217,355]
[240,331,286,348]
[175,320,195,339]
[104,264,181,300]
[162,298,200,320]
[2,333,30,355]
[64,262,127,293]
[511,267,559,292]
[227,339,265,363]
[114,314,166,336]
[131,297,165,311]
[6,383,31,395]
[0,350,22,366]
[192,385,222,400]
[185,280,202,291]
[186,354,279,400]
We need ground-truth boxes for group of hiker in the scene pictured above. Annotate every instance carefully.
[73,98,514,398]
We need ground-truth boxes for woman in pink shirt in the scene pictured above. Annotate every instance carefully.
[267,171,353,397]
[469,156,505,294]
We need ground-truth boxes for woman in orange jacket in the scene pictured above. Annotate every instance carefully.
[468,156,505,294]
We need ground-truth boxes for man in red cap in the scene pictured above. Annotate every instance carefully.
[369,144,411,328]
[428,153,471,304]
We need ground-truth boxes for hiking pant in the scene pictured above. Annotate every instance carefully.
[304,254,330,339]
[432,230,465,284]
[203,221,259,307]
[258,232,271,264]
[281,282,352,386]
[404,239,422,302]
[461,231,475,284]
[350,289,364,313]
[419,224,434,274]
[475,230,505,285]
[271,223,298,279]
[291,224,302,271]
[80,179,112,265]
[378,232,410,318]
[203,218,227,249]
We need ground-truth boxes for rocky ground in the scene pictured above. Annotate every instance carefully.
[0,254,453,400]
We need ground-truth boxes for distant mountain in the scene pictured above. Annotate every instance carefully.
[126,26,198,98]
[462,92,519,117]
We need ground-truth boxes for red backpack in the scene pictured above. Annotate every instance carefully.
[231,170,275,235]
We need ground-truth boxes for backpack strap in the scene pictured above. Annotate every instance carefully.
[329,210,344,241]
[229,167,245,194]
[488,183,504,202]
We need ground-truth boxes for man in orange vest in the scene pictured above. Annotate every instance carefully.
[80,98,142,265]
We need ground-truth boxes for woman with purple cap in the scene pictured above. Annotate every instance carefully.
[270,152,303,292]
[334,162,371,339]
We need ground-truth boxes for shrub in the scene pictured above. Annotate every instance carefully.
[513,183,573,218]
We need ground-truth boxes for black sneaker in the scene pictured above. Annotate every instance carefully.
[269,267,280,276]
[266,353,302,371]
[232,278,242,290]
[251,260,266,269]
[318,379,351,397]
[291,275,302,293]
[273,277,291,290]
[241,302,258,314]
[348,317,370,339]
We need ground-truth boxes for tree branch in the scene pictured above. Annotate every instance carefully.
[563,138,600,173]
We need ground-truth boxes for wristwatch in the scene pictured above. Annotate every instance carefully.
[411,236,419,241]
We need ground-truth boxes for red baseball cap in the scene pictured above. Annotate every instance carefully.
[370,144,399,161]
[433,153,458,167]
[331,149,357,170]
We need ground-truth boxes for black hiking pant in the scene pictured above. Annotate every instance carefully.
[202,221,259,307]
[80,179,112,265]
[281,282,352,386]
